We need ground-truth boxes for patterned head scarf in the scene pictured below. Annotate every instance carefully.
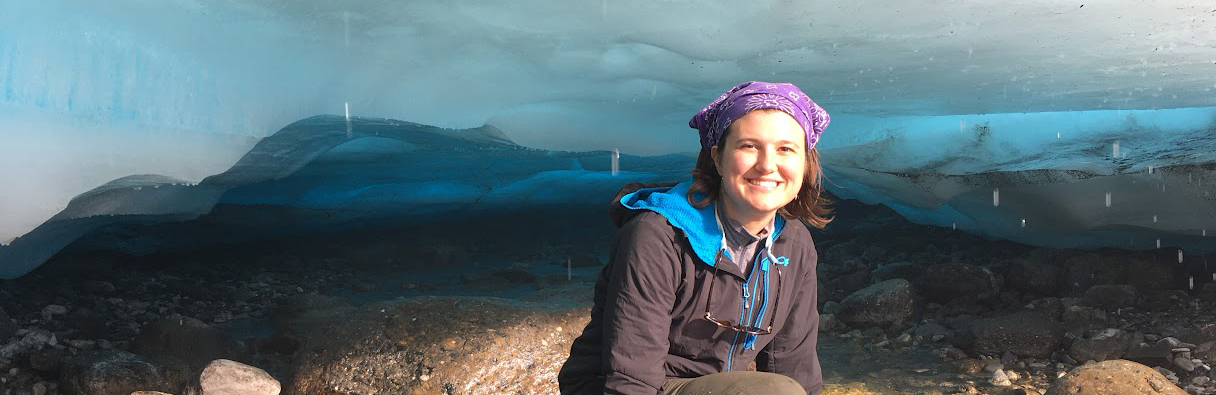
[689,81,830,151]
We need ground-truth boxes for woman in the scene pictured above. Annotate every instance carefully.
[558,81,832,395]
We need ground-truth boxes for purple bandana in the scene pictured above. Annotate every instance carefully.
[688,81,830,151]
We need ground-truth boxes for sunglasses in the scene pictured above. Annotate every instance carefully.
[703,252,783,336]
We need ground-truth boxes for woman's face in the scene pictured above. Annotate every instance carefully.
[711,110,807,223]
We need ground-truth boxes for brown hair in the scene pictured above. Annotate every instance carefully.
[686,116,834,229]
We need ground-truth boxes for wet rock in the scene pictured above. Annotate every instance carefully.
[288,296,590,395]
[1126,339,1177,368]
[1139,290,1188,312]
[186,359,280,395]
[1173,356,1197,372]
[835,279,921,328]
[1067,328,1131,363]
[131,316,250,370]
[870,262,922,283]
[1061,305,1107,335]
[970,311,1064,358]
[1024,297,1064,321]
[60,349,189,395]
[955,358,985,375]
[267,293,354,333]
[1080,284,1137,309]
[1045,359,1186,395]
[42,304,68,321]
[915,263,1001,303]
[1063,253,1128,293]
[1007,260,1062,296]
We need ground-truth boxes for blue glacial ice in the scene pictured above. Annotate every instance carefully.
[1,0,1216,277]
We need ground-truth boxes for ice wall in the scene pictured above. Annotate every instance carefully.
[1,0,1215,264]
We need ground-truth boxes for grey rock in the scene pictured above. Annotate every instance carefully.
[822,301,840,315]
[1080,284,1137,309]
[1174,356,1197,372]
[835,279,922,328]
[970,311,1064,358]
[915,263,1001,303]
[1067,328,1131,362]
[1126,339,1177,368]
[131,316,250,371]
[1062,305,1108,335]
[990,369,1012,386]
[913,323,952,341]
[59,349,189,395]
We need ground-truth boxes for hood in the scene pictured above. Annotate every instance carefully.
[613,181,786,267]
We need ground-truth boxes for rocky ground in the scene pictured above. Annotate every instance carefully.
[1,198,1214,395]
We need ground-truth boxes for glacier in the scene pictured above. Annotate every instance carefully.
[1,0,1216,277]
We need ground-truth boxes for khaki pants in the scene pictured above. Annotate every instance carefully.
[663,372,806,395]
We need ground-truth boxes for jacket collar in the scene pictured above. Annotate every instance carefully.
[618,181,786,268]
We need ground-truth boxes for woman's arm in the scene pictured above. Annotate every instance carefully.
[602,215,681,395]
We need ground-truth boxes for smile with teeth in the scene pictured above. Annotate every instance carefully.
[747,179,780,188]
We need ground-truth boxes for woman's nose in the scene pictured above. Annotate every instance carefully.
[755,149,779,173]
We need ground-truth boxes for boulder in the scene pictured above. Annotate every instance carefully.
[1080,285,1137,309]
[970,311,1064,358]
[131,316,250,370]
[1006,260,1062,296]
[1067,328,1132,362]
[914,263,1000,303]
[288,296,590,395]
[1062,305,1108,335]
[187,359,280,395]
[1125,339,1177,368]
[59,349,189,395]
[835,279,921,328]
[1044,359,1186,395]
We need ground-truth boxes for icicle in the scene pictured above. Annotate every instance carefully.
[1105,192,1111,207]
[1190,276,1195,290]
[1112,140,1120,158]
[1157,238,1162,248]
[345,102,353,139]
[952,222,956,230]
[1179,249,1184,263]
[993,188,1000,207]
[1153,214,1158,223]
[612,149,620,176]
[1021,218,1026,228]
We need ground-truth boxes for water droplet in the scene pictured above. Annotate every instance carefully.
[1021,218,1026,228]
[1153,214,1158,223]
[1105,192,1111,207]
[952,222,957,230]
[1112,140,1120,158]
[1148,166,1154,174]
[1157,238,1162,248]
[1057,132,1061,138]
[960,120,966,133]
[1179,249,1185,263]
[993,188,1000,207]
[1190,276,1195,290]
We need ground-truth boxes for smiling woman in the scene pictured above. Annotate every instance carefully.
[559,81,834,395]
